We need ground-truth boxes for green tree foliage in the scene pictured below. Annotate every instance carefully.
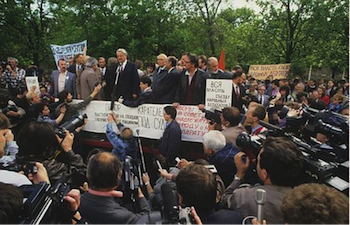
[0,0,348,78]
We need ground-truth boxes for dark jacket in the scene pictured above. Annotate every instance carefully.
[174,69,207,105]
[19,150,87,189]
[232,83,246,113]
[123,88,154,107]
[154,68,180,103]
[208,144,239,187]
[159,120,182,165]
[208,70,232,80]
[55,96,93,124]
[80,192,150,224]
[110,61,140,101]
[199,208,243,224]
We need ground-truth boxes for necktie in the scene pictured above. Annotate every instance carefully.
[119,64,123,73]
[235,86,240,97]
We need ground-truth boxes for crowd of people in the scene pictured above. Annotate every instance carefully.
[0,49,349,224]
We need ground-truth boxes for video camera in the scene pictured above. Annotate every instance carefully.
[55,114,87,138]
[0,161,38,176]
[136,183,194,224]
[1,61,9,70]
[19,180,72,224]
[237,119,349,194]
[202,108,221,125]
[2,105,18,114]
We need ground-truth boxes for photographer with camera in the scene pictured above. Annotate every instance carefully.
[80,152,150,224]
[176,163,243,224]
[220,107,246,149]
[106,113,137,163]
[55,84,102,125]
[36,102,66,127]
[16,121,87,188]
[1,57,26,97]
[0,89,26,131]
[221,137,305,224]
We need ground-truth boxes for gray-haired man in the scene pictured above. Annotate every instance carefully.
[80,57,104,100]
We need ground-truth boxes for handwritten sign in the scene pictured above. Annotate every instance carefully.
[25,77,40,95]
[79,101,208,143]
[248,63,291,80]
[205,79,232,110]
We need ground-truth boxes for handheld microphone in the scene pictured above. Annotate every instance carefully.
[255,188,266,224]
[124,156,132,183]
[161,183,179,223]
[136,129,140,136]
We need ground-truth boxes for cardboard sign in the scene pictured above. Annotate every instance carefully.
[248,63,291,80]
[205,79,232,110]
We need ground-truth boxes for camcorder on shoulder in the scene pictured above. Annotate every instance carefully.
[202,108,222,125]
[236,106,349,195]
[55,114,87,138]
[19,180,73,224]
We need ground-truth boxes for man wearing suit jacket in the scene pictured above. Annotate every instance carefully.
[207,57,232,79]
[110,48,140,101]
[68,53,84,99]
[52,59,76,98]
[231,71,246,113]
[173,53,207,109]
[256,84,270,108]
[80,57,104,100]
[153,56,180,104]
[152,53,169,102]
[159,106,182,166]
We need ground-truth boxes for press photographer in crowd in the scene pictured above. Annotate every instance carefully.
[221,137,305,224]
[176,163,243,224]
[0,89,26,133]
[80,152,150,224]
[15,121,87,188]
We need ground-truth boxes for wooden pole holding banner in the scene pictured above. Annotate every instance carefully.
[308,65,312,81]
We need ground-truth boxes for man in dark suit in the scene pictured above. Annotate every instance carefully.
[207,57,232,79]
[256,84,270,108]
[152,53,168,102]
[153,56,180,104]
[159,106,182,166]
[173,53,208,110]
[119,75,154,107]
[109,48,140,102]
[52,59,76,98]
[67,53,84,99]
[231,71,246,113]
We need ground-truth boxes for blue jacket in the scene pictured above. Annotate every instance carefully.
[106,122,137,162]
[208,143,239,187]
[159,120,182,165]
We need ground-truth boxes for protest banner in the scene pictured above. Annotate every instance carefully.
[79,101,208,143]
[50,40,87,67]
[248,63,291,80]
[25,77,40,95]
[205,79,232,110]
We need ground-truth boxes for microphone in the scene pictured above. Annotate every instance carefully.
[161,183,179,223]
[136,129,140,136]
[124,156,132,183]
[255,188,266,224]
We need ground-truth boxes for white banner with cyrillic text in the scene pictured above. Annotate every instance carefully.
[79,101,208,143]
